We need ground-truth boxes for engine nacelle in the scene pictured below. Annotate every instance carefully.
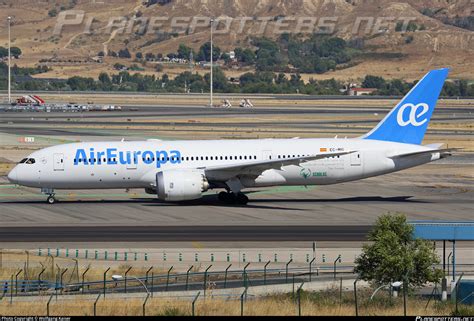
[156,170,210,201]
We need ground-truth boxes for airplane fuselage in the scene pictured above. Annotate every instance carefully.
[8,138,440,190]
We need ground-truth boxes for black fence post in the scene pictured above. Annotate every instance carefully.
[145,266,153,286]
[166,266,173,292]
[297,282,304,316]
[286,259,293,283]
[143,293,150,316]
[264,261,270,285]
[192,291,201,316]
[203,265,212,297]
[240,288,247,316]
[38,268,46,295]
[354,278,359,316]
[15,269,22,297]
[81,266,90,294]
[46,292,54,316]
[60,268,67,295]
[333,255,341,280]
[186,265,193,291]
[243,263,250,288]
[93,293,101,316]
[309,258,315,282]
[124,266,132,293]
[224,264,231,289]
[103,267,110,299]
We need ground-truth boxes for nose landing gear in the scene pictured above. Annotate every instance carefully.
[47,195,57,204]
[41,188,57,204]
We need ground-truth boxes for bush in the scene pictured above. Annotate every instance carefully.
[48,8,58,17]
[355,213,443,288]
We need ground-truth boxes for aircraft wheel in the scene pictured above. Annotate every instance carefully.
[236,193,249,205]
[47,196,57,204]
[218,191,228,202]
[218,192,239,204]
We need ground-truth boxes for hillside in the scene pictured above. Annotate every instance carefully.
[0,0,473,82]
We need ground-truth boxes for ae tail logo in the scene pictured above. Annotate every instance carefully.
[397,103,429,127]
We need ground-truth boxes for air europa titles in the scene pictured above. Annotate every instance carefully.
[73,148,182,168]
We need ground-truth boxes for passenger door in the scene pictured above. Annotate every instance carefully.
[262,150,273,161]
[53,153,64,171]
[350,152,362,166]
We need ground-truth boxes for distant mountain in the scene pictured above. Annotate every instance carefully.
[0,0,472,81]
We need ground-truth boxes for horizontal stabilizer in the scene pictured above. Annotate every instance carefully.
[388,148,461,159]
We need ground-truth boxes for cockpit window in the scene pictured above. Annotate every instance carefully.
[19,158,28,164]
[25,158,36,164]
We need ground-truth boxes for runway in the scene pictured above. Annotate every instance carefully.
[0,158,472,231]
[0,100,472,246]
[0,225,370,242]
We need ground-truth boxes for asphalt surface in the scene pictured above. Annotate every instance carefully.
[1,104,472,137]
[0,101,472,246]
[0,225,370,242]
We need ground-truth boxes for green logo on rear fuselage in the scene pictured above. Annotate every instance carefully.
[300,168,312,179]
[300,168,327,179]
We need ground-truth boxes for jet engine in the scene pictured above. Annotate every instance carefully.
[156,170,210,201]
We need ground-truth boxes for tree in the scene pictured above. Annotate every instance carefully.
[177,43,193,59]
[145,53,155,61]
[0,47,8,58]
[113,63,126,70]
[48,8,58,17]
[11,47,22,58]
[67,76,96,91]
[98,72,111,84]
[362,75,386,89]
[118,48,131,58]
[235,47,256,65]
[221,53,231,64]
[354,213,442,288]
[197,42,221,62]
[135,52,143,60]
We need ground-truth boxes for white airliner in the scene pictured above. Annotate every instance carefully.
[8,68,456,204]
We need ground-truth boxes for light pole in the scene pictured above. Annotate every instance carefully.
[7,16,12,104]
[209,18,214,107]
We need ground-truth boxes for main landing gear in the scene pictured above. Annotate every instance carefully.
[218,191,249,205]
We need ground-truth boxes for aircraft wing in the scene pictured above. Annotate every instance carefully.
[388,148,460,159]
[202,151,355,181]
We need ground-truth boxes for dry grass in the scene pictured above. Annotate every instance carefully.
[0,163,14,176]
[0,251,164,284]
[0,291,470,316]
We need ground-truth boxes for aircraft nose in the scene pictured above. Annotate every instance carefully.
[7,166,18,184]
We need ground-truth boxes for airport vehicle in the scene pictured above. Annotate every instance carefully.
[8,68,456,205]
[15,95,45,106]
[239,98,254,108]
